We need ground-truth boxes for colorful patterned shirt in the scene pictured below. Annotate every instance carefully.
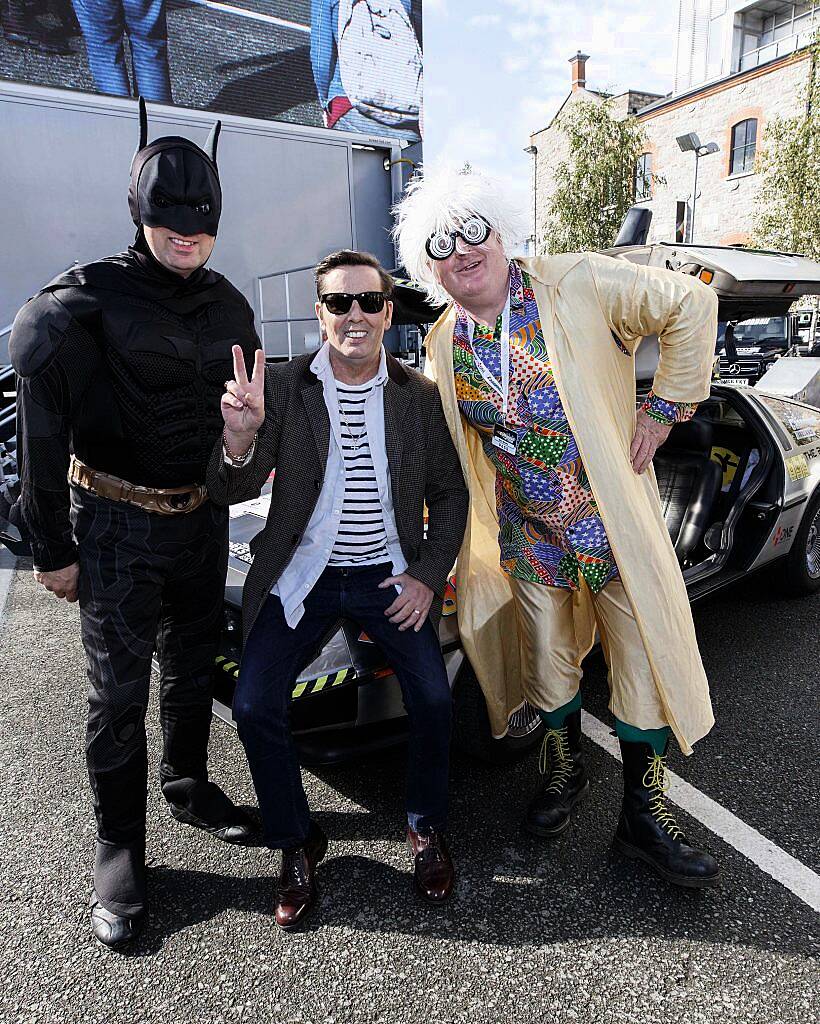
[453,261,696,592]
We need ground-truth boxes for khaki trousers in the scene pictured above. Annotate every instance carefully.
[509,576,669,731]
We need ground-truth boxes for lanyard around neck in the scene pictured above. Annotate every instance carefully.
[467,294,511,420]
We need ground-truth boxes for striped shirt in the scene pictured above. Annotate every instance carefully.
[328,380,390,566]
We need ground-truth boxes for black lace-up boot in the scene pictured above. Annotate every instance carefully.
[615,739,720,888]
[525,709,588,838]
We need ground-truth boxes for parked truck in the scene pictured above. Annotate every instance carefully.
[0,79,415,373]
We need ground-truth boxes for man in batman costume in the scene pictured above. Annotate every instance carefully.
[9,99,260,949]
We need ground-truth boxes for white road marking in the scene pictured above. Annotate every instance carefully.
[581,710,820,914]
[181,0,310,33]
[2,544,817,913]
[0,548,17,627]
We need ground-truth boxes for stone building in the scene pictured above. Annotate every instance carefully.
[529,1,818,251]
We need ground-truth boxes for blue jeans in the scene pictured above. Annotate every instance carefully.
[72,0,172,102]
[234,564,452,848]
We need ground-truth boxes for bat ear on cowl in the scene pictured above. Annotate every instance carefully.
[204,120,222,167]
[138,95,148,151]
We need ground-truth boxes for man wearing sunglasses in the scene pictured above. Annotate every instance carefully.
[207,249,468,929]
[394,167,721,890]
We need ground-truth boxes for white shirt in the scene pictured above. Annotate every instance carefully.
[328,378,390,566]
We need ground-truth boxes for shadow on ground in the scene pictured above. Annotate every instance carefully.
[115,738,820,960]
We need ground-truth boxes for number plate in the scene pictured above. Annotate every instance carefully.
[721,377,750,385]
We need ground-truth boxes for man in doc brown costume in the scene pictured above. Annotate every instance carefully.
[394,167,721,887]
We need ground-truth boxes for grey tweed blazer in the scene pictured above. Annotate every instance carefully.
[206,351,469,644]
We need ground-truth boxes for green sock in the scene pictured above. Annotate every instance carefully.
[538,690,581,729]
[615,718,671,756]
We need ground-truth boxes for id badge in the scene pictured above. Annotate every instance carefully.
[492,425,518,456]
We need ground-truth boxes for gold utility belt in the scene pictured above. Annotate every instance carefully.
[68,455,208,516]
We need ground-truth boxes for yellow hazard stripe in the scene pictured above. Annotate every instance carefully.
[216,658,355,700]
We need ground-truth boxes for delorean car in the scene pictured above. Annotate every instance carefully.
[211,235,820,767]
[1,232,819,767]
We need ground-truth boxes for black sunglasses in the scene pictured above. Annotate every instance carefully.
[319,291,388,315]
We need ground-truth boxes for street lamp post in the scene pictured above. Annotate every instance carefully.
[676,132,720,243]
[524,144,538,255]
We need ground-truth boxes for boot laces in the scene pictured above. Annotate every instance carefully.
[642,753,684,840]
[539,727,574,794]
[415,830,445,864]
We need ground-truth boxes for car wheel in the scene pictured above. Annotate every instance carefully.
[452,663,544,765]
[778,489,820,596]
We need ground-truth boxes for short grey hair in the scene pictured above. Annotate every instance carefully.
[393,165,529,305]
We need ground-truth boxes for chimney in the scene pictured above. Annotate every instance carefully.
[569,51,589,92]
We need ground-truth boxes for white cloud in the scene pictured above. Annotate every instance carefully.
[422,0,680,227]
[468,14,502,27]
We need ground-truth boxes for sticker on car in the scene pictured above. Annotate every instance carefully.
[215,654,353,700]
[785,454,810,481]
[758,396,820,447]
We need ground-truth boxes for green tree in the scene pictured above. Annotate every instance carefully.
[753,33,820,259]
[541,97,658,254]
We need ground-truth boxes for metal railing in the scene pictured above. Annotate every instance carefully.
[738,13,818,72]
[256,264,318,361]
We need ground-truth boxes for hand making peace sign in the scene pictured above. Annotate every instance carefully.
[222,345,266,447]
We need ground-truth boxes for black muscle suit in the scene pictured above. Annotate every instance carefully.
[9,102,260,938]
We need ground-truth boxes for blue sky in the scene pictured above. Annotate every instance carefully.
[421,0,680,220]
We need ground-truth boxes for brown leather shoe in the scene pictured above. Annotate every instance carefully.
[275,822,328,931]
[407,827,455,904]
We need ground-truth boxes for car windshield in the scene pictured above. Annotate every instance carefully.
[732,317,787,345]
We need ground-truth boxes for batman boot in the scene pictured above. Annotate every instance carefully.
[163,777,254,844]
[614,739,720,888]
[91,839,147,950]
[525,709,589,838]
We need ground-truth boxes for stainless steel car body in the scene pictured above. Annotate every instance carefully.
[606,240,820,579]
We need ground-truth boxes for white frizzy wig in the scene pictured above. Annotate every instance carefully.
[393,165,529,305]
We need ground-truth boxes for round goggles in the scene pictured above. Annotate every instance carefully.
[425,216,491,261]
[319,291,388,315]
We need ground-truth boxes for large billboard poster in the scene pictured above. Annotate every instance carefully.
[0,0,422,142]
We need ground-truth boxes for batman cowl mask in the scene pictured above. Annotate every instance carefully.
[128,97,222,238]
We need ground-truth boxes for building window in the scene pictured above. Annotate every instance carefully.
[730,119,757,175]
[737,2,817,72]
[635,152,652,201]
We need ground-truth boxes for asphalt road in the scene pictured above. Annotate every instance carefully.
[1,550,818,1024]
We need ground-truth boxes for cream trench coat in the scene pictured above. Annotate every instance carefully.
[425,253,719,754]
